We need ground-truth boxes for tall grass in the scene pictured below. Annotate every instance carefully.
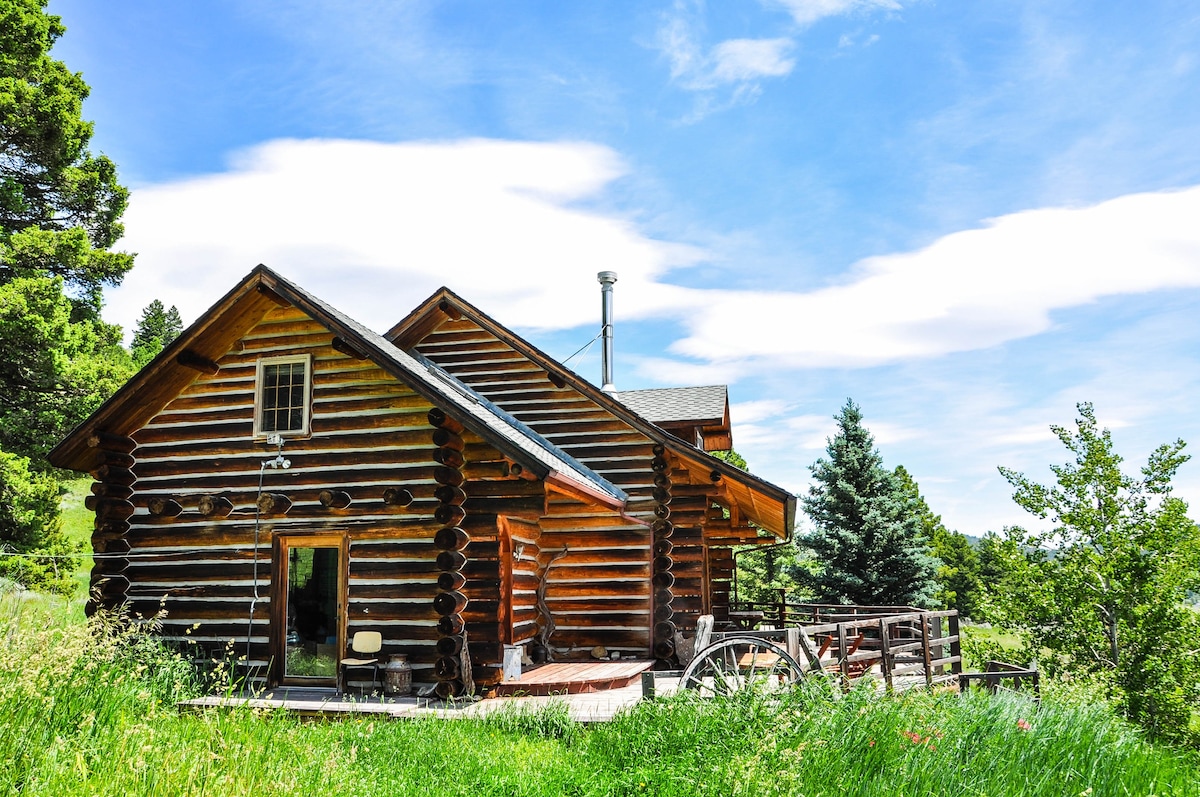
[1,595,1196,796]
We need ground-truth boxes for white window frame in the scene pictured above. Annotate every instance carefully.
[254,354,313,438]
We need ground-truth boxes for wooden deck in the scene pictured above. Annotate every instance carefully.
[492,660,656,696]
[179,680,658,723]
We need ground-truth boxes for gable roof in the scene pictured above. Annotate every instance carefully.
[388,288,797,537]
[49,266,624,510]
[616,385,728,425]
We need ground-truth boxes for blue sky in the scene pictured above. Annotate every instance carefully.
[50,0,1200,535]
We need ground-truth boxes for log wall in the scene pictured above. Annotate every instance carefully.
[412,318,734,659]
[115,306,534,687]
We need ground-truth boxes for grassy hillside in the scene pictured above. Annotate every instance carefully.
[1,593,1196,797]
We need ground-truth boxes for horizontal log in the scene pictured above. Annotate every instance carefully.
[330,336,367,360]
[433,591,469,617]
[92,498,135,522]
[434,656,460,680]
[93,536,131,555]
[436,635,463,656]
[427,407,465,434]
[431,429,464,451]
[433,467,464,487]
[435,550,466,572]
[550,630,650,649]
[382,487,414,506]
[92,556,129,576]
[433,485,466,505]
[318,490,352,509]
[197,495,235,517]
[437,571,467,591]
[463,479,545,498]
[432,447,464,469]
[256,493,292,515]
[434,526,470,552]
[90,482,134,500]
[91,464,137,486]
[87,431,137,453]
[462,495,545,518]
[461,461,516,481]
[176,349,221,375]
[147,497,183,517]
[437,615,465,635]
[434,504,466,526]
[434,679,463,698]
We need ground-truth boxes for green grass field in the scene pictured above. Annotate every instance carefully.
[1,589,1197,797]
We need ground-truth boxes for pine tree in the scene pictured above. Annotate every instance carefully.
[894,465,982,617]
[798,400,939,607]
[130,299,183,366]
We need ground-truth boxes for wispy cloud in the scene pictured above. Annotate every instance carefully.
[710,38,796,82]
[114,140,1200,383]
[656,1,796,119]
[109,138,702,336]
[660,185,1200,369]
[771,0,903,26]
[656,0,906,119]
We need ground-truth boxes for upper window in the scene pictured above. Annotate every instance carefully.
[255,355,312,436]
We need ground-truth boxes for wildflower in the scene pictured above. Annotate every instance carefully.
[1017,718,1032,732]
[868,739,875,747]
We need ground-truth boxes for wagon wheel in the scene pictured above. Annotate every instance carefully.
[680,636,805,697]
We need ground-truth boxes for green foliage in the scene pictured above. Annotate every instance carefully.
[0,445,76,593]
[991,402,1200,744]
[0,0,135,474]
[0,0,133,307]
[130,298,183,367]
[0,275,134,467]
[712,449,810,603]
[798,400,939,607]
[893,465,983,617]
[2,604,1198,796]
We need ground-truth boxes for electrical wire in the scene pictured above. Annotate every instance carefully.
[560,328,603,367]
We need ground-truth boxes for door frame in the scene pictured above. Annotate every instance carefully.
[269,531,349,687]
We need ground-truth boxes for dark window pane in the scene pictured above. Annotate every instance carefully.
[261,360,307,432]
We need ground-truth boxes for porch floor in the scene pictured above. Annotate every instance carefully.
[492,659,656,696]
[179,671,667,724]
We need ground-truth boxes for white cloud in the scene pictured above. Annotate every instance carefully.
[771,0,902,26]
[655,3,796,118]
[711,38,796,82]
[113,143,1200,391]
[108,138,702,336]
[663,185,1200,369]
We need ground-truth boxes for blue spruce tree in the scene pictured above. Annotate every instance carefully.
[799,399,939,607]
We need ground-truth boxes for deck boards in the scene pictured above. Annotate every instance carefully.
[179,680,655,723]
[492,659,655,696]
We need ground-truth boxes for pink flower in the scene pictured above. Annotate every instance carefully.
[1017,718,1032,731]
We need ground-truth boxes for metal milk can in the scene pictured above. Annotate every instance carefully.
[384,653,412,696]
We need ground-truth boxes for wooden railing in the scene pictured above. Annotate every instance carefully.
[959,660,1040,701]
[718,605,963,689]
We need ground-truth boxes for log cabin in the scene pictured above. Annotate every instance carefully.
[49,265,796,695]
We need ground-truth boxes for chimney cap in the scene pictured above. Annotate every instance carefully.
[597,271,618,284]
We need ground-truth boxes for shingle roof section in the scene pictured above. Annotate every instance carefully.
[272,270,626,504]
[617,385,728,424]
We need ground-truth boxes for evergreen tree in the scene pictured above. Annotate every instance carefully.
[0,446,75,593]
[894,465,982,617]
[130,299,183,366]
[0,0,135,467]
[798,400,939,607]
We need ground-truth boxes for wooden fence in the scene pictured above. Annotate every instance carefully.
[721,602,963,689]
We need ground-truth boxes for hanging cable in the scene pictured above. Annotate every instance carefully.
[560,329,603,367]
[247,434,290,664]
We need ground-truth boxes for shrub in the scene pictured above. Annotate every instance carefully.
[0,447,77,594]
